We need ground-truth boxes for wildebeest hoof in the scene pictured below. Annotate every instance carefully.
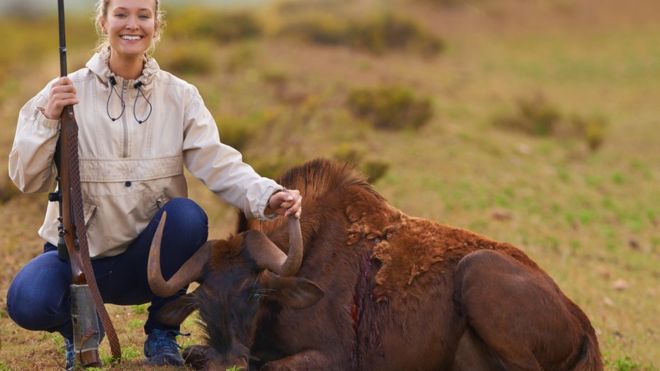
[182,345,210,370]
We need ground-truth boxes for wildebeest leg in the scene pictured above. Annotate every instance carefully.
[455,250,582,371]
[260,350,333,371]
[452,329,499,371]
[182,345,211,370]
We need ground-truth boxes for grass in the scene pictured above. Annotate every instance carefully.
[0,0,658,369]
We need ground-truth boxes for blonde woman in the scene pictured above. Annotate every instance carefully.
[7,0,301,368]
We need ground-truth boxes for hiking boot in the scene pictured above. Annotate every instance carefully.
[64,337,75,371]
[144,329,184,366]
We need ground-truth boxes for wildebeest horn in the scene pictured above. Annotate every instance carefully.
[148,212,211,297]
[246,215,303,276]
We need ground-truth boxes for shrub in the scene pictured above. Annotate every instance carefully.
[167,8,262,44]
[275,0,347,14]
[414,0,485,8]
[156,40,215,75]
[333,143,365,166]
[362,160,390,183]
[348,13,443,55]
[219,120,253,152]
[279,12,443,55]
[570,114,608,151]
[278,13,349,46]
[332,144,389,183]
[493,94,608,151]
[218,112,272,151]
[261,69,289,88]
[347,86,433,130]
[493,94,562,136]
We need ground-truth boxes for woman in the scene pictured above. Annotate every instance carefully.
[7,0,301,368]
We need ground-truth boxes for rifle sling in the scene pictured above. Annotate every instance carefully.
[58,106,122,360]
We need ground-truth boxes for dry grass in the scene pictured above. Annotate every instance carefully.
[1,0,658,369]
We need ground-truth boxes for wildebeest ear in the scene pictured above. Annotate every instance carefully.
[156,291,198,327]
[259,271,324,309]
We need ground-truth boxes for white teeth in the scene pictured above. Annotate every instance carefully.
[121,35,141,40]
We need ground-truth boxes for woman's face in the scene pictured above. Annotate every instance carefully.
[100,0,158,60]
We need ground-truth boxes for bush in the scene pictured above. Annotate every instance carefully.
[156,40,215,75]
[493,93,608,151]
[167,8,262,44]
[348,13,443,55]
[347,86,433,130]
[275,0,348,14]
[414,0,485,8]
[570,114,608,151]
[332,144,389,183]
[362,160,389,183]
[261,69,289,88]
[278,13,349,46]
[333,143,365,166]
[493,94,562,136]
[279,13,443,55]
[218,112,272,151]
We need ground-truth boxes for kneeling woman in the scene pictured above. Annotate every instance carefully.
[7,0,301,368]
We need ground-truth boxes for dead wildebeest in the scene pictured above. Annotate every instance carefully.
[148,159,603,370]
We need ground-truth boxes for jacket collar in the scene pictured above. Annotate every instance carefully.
[86,47,160,88]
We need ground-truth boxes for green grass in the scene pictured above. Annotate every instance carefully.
[131,304,149,315]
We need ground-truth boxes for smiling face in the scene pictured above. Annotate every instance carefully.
[99,0,159,61]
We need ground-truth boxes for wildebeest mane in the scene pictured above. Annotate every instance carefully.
[277,158,384,204]
[238,159,387,240]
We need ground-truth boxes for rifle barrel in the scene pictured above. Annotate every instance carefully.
[57,0,68,77]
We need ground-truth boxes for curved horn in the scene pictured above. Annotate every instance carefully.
[148,211,211,297]
[246,215,303,276]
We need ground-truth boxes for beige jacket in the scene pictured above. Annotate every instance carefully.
[9,49,281,258]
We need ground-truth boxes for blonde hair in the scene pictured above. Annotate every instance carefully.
[94,0,166,54]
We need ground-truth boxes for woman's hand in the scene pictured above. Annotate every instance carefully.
[43,77,79,120]
[267,189,302,218]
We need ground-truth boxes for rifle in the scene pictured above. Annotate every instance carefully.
[52,0,121,366]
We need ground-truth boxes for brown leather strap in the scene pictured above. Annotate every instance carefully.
[61,107,122,360]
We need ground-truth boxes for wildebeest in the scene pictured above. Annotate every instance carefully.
[148,159,603,370]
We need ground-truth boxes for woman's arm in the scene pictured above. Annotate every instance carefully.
[8,78,75,193]
[181,85,284,220]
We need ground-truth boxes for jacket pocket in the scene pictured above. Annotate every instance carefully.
[83,203,97,228]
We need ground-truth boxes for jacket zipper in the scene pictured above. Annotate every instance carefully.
[121,79,129,158]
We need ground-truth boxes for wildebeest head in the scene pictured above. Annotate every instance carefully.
[147,212,324,368]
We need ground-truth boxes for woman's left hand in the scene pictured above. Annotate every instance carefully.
[267,189,302,218]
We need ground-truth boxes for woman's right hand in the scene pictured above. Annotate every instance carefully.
[43,77,79,120]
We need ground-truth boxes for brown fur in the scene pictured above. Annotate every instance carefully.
[170,159,603,370]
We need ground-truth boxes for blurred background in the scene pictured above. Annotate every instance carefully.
[0,0,658,369]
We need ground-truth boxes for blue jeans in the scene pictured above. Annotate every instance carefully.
[6,198,208,340]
